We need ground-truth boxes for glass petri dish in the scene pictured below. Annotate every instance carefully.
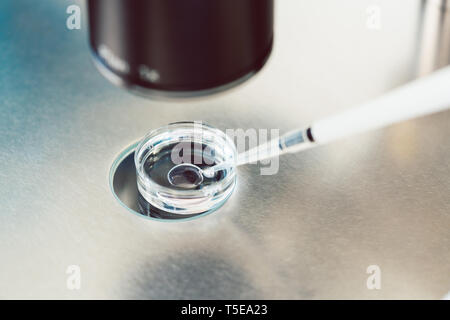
[134,121,237,217]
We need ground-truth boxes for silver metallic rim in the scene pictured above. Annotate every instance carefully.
[109,142,236,221]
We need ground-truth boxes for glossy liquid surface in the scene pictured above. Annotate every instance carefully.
[143,143,226,190]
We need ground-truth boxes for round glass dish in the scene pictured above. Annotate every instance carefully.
[134,122,237,217]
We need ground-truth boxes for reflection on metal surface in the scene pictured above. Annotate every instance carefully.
[388,122,419,166]
[417,0,450,75]
[123,252,262,300]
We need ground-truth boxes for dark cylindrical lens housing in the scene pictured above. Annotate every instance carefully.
[88,0,274,98]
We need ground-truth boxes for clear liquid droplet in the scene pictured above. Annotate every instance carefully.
[167,163,204,189]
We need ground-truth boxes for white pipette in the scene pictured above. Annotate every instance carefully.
[202,65,450,178]
[168,66,450,187]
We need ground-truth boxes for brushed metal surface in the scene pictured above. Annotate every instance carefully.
[0,0,449,299]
